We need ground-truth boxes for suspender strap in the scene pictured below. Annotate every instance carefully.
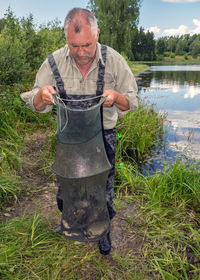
[96,45,107,97]
[97,45,107,132]
[48,44,107,98]
[47,54,67,99]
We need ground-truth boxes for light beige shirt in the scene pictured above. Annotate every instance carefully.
[21,42,138,129]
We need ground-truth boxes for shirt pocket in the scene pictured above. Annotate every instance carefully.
[62,77,79,95]
[62,77,74,90]
[104,73,115,91]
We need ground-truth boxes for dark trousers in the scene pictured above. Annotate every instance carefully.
[56,128,116,220]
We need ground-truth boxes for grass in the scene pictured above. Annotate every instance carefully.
[116,105,164,161]
[0,63,200,279]
[139,55,200,66]
[0,86,57,206]
[0,159,199,279]
[0,214,149,280]
[129,62,148,75]
[161,55,200,65]
[0,172,21,210]
[117,159,200,279]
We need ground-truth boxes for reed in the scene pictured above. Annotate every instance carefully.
[116,105,164,162]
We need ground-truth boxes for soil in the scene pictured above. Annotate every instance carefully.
[0,130,143,258]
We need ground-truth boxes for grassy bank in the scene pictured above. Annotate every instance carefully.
[0,160,199,279]
[161,55,200,65]
[130,62,149,75]
[136,55,200,66]
[0,64,200,279]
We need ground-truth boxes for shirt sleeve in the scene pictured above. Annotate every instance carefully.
[114,56,139,117]
[20,58,54,113]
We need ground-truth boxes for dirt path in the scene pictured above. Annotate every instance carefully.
[0,131,59,223]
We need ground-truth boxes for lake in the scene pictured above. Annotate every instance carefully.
[137,65,200,174]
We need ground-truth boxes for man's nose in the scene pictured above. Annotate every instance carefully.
[77,46,84,56]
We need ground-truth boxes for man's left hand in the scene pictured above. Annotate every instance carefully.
[101,90,116,107]
[101,90,130,111]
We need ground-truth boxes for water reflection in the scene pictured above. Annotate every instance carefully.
[184,85,200,99]
[137,65,200,174]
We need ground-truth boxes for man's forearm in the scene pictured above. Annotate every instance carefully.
[102,89,130,111]
[113,91,130,111]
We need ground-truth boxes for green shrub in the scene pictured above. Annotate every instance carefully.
[170,52,175,58]
[0,36,30,84]
[164,52,170,57]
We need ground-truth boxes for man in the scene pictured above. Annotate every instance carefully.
[21,8,138,255]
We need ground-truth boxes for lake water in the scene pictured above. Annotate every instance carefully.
[137,65,200,174]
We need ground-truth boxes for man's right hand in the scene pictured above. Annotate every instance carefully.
[33,86,57,111]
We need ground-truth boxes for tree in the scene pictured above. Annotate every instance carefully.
[0,7,67,83]
[190,37,200,58]
[87,0,142,56]
[131,27,156,61]
[2,6,21,40]
[167,36,177,53]
[175,39,188,56]
[156,38,165,55]
[0,18,6,33]
[145,30,156,61]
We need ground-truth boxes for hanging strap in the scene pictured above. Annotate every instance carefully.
[47,54,68,99]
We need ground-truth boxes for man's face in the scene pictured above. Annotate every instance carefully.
[67,21,100,66]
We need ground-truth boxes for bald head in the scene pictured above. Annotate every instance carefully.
[64,8,98,40]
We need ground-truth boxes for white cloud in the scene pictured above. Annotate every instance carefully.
[191,18,200,34]
[184,85,200,99]
[146,18,200,38]
[162,0,200,3]
[163,24,190,36]
[147,26,161,34]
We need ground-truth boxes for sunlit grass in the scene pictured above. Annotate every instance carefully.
[116,159,200,279]
[1,159,199,279]
[129,62,148,75]
[0,214,149,280]
[115,104,165,186]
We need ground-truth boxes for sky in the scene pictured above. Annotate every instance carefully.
[0,0,200,38]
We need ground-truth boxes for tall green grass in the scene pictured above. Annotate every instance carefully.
[116,105,164,162]
[0,214,149,279]
[0,86,56,208]
[0,173,21,209]
[0,159,199,279]
[115,104,164,186]
[117,159,200,279]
